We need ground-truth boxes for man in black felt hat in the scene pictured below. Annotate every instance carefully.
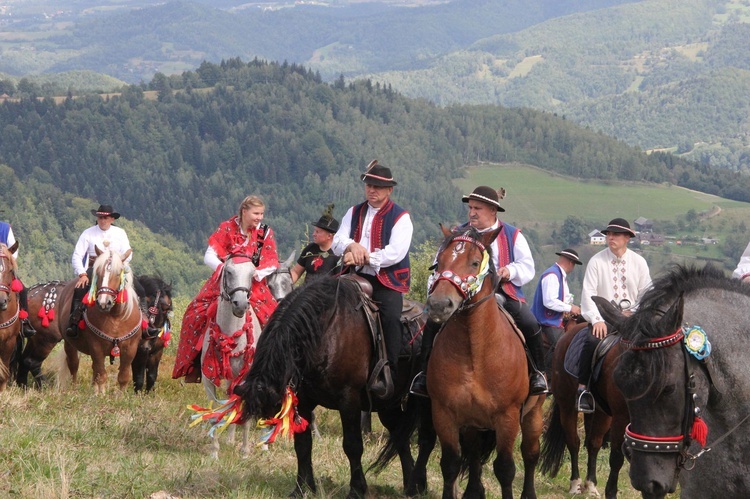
[411,185,550,397]
[290,204,340,284]
[576,218,651,413]
[332,160,413,399]
[531,248,582,372]
[66,204,133,337]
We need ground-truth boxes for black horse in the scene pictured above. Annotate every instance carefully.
[237,275,431,499]
[132,275,173,393]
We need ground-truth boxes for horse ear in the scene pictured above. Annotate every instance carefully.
[283,251,296,268]
[121,249,132,261]
[657,293,684,333]
[480,227,502,247]
[592,296,625,328]
[439,223,452,238]
[95,245,103,256]
[8,240,18,255]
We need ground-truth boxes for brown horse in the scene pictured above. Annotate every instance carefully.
[425,224,545,499]
[22,247,141,393]
[0,242,22,391]
[540,320,629,498]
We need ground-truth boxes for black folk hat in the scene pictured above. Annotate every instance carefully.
[361,160,397,187]
[312,204,339,234]
[461,185,506,212]
[556,248,583,265]
[91,204,121,219]
[603,218,636,237]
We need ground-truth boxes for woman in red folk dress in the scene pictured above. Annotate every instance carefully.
[172,195,279,382]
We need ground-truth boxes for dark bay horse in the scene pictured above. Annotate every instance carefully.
[601,265,750,498]
[0,242,21,391]
[132,275,173,393]
[425,225,545,499]
[22,247,141,393]
[540,320,629,498]
[237,275,429,499]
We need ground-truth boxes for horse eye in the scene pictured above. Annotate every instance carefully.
[662,384,676,396]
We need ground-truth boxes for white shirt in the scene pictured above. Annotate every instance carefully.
[540,263,573,313]
[581,247,652,324]
[332,202,413,275]
[481,220,535,287]
[2,224,17,261]
[732,241,750,280]
[72,224,132,276]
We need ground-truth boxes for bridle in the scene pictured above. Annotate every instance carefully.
[621,325,750,471]
[220,255,252,302]
[143,288,172,339]
[428,234,495,309]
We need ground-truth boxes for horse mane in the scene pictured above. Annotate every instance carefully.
[0,244,18,272]
[92,248,137,316]
[137,274,172,298]
[244,275,361,403]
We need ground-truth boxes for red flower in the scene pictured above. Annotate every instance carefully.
[312,256,323,271]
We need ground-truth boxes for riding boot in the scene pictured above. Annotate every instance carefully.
[577,332,598,413]
[65,299,84,338]
[526,328,550,395]
[409,320,439,398]
[19,286,36,338]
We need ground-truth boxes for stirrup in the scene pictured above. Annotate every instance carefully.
[577,388,595,413]
[409,371,429,398]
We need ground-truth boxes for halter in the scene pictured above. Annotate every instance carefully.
[429,235,492,304]
[621,325,748,470]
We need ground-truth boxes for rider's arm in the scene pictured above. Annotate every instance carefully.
[204,245,222,271]
[72,231,90,276]
[541,272,570,312]
[331,207,354,257]
[368,213,413,272]
[580,255,606,324]
[505,232,535,286]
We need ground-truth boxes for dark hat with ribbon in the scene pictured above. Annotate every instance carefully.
[361,160,397,187]
[312,203,339,234]
[556,248,582,265]
[90,204,121,219]
[461,185,506,212]
[603,218,635,237]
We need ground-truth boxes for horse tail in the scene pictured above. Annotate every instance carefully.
[368,396,425,474]
[51,347,73,390]
[539,396,566,477]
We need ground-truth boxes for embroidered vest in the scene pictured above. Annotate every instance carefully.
[531,265,565,327]
[350,200,411,293]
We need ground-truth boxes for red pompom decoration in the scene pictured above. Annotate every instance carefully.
[111,344,121,357]
[47,309,55,321]
[19,309,28,320]
[11,278,23,293]
[78,319,86,330]
[141,319,149,330]
[42,316,50,327]
[691,416,708,447]
[117,289,128,304]
[38,308,47,318]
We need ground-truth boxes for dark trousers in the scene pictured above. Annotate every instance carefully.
[501,295,541,340]
[578,324,606,385]
[540,324,564,372]
[360,273,403,379]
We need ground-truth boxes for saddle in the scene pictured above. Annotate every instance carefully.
[341,275,425,399]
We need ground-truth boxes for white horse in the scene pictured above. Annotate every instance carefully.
[266,251,295,301]
[200,254,261,459]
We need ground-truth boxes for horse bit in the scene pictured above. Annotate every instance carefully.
[621,326,750,471]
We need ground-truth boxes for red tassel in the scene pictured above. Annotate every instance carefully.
[48,309,55,321]
[41,316,50,327]
[78,319,86,330]
[691,416,708,447]
[19,309,28,320]
[38,308,47,319]
[11,278,23,292]
[117,289,128,303]
[141,319,149,330]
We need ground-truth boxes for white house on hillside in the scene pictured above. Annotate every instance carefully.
[589,230,606,245]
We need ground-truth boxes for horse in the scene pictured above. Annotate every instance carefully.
[266,251,295,301]
[540,320,629,498]
[599,264,750,498]
[423,224,545,499]
[132,275,173,393]
[0,241,22,392]
[199,254,261,459]
[237,274,429,499]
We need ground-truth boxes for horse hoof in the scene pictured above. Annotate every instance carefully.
[260,444,269,452]
[568,478,582,494]
[584,480,600,497]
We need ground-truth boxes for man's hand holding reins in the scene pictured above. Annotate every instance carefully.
[343,243,370,267]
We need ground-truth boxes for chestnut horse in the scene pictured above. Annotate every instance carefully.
[540,320,629,498]
[0,242,21,391]
[21,247,140,393]
[425,225,545,499]
[132,275,173,393]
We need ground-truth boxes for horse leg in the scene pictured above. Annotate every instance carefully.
[377,405,416,491]
[605,417,627,499]
[63,340,80,386]
[145,350,163,393]
[583,414,611,497]
[240,422,251,458]
[519,398,544,499]
[131,350,147,394]
[292,408,316,497]
[339,407,367,499]
[434,409,462,499]
[463,429,487,499]
[116,344,136,391]
[407,399,436,497]
[493,426,519,499]
[559,400,583,494]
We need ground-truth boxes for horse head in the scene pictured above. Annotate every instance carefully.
[91,246,133,312]
[266,251,295,301]
[221,254,255,318]
[426,224,500,323]
[0,242,19,311]
[140,276,173,337]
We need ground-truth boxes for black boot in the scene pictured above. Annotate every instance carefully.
[577,386,595,413]
[66,301,84,338]
[21,318,36,338]
[19,287,36,337]
[409,321,439,398]
[526,329,550,395]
